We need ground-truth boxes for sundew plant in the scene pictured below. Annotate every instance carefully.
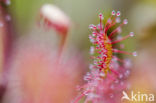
[73,11,137,103]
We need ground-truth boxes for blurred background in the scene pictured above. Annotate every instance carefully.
[0,0,156,103]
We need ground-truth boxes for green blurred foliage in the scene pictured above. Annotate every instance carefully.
[9,0,53,34]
